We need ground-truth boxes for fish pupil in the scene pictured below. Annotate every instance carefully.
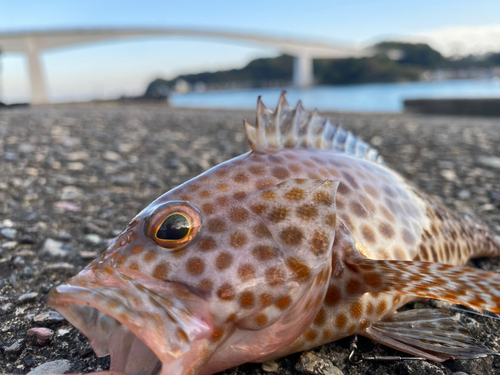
[157,214,190,240]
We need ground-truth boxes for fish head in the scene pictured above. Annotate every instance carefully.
[48,159,339,375]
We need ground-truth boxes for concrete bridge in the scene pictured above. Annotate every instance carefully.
[0,28,372,104]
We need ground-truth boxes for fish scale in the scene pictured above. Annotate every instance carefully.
[48,92,500,375]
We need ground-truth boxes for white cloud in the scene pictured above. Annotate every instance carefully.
[403,25,500,56]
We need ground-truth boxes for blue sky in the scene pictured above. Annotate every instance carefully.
[1,0,500,103]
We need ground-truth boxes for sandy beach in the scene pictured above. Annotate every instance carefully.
[1,103,500,375]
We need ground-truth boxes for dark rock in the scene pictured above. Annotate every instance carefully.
[20,234,36,244]
[34,310,67,325]
[22,267,34,279]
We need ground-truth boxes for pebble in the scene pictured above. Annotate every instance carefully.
[84,233,102,245]
[111,175,134,186]
[79,346,93,357]
[60,185,84,200]
[57,328,71,337]
[20,234,36,244]
[17,249,36,258]
[27,327,54,345]
[80,250,98,260]
[295,352,343,375]
[104,150,122,161]
[38,238,69,260]
[3,338,24,354]
[57,232,72,241]
[0,295,10,304]
[2,241,18,250]
[0,219,14,228]
[42,262,76,272]
[479,156,500,169]
[22,267,34,279]
[0,302,12,314]
[18,292,39,303]
[262,361,280,372]
[1,228,17,240]
[34,310,67,324]
[65,151,89,161]
[26,360,71,375]
[13,256,26,267]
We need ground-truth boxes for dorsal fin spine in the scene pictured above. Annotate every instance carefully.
[245,92,381,163]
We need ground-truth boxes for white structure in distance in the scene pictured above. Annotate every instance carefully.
[0,28,372,104]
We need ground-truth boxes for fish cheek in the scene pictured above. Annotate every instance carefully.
[232,179,338,335]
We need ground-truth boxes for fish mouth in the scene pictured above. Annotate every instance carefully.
[47,267,213,375]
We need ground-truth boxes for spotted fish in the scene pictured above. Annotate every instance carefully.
[48,92,500,375]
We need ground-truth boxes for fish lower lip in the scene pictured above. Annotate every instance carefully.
[48,287,161,375]
[47,268,212,375]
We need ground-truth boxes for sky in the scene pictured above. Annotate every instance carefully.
[1,0,500,103]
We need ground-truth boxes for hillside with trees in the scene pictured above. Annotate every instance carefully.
[144,42,500,98]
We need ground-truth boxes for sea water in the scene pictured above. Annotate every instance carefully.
[170,79,500,113]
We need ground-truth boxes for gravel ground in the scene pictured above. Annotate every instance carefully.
[1,103,500,375]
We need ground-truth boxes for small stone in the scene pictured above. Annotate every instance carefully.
[84,233,102,245]
[104,150,122,161]
[481,203,495,211]
[65,151,89,161]
[1,219,14,228]
[57,328,71,337]
[17,249,36,258]
[27,327,54,345]
[54,201,81,212]
[57,232,72,241]
[296,351,343,375]
[60,185,84,200]
[26,360,71,375]
[2,241,18,250]
[67,162,85,171]
[111,175,134,186]
[20,234,36,244]
[42,262,76,273]
[262,361,280,372]
[441,169,456,181]
[79,346,93,357]
[479,156,500,169]
[0,295,10,304]
[80,251,98,260]
[22,267,34,279]
[38,238,69,260]
[1,228,17,240]
[3,338,24,354]
[13,256,26,267]
[0,302,14,314]
[18,292,38,303]
[34,311,67,324]
[458,190,471,199]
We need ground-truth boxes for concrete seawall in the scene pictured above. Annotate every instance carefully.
[404,98,500,117]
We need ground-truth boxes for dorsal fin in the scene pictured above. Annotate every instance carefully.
[244,91,382,163]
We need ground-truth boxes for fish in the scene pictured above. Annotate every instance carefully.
[48,92,500,375]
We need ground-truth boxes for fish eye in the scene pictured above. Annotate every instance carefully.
[157,213,191,241]
[146,202,202,249]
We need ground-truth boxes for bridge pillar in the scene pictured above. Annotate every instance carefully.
[25,38,48,105]
[292,54,313,88]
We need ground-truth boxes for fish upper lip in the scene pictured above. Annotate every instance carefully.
[47,266,213,375]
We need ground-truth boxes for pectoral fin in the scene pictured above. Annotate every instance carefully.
[364,309,497,361]
[348,257,500,314]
